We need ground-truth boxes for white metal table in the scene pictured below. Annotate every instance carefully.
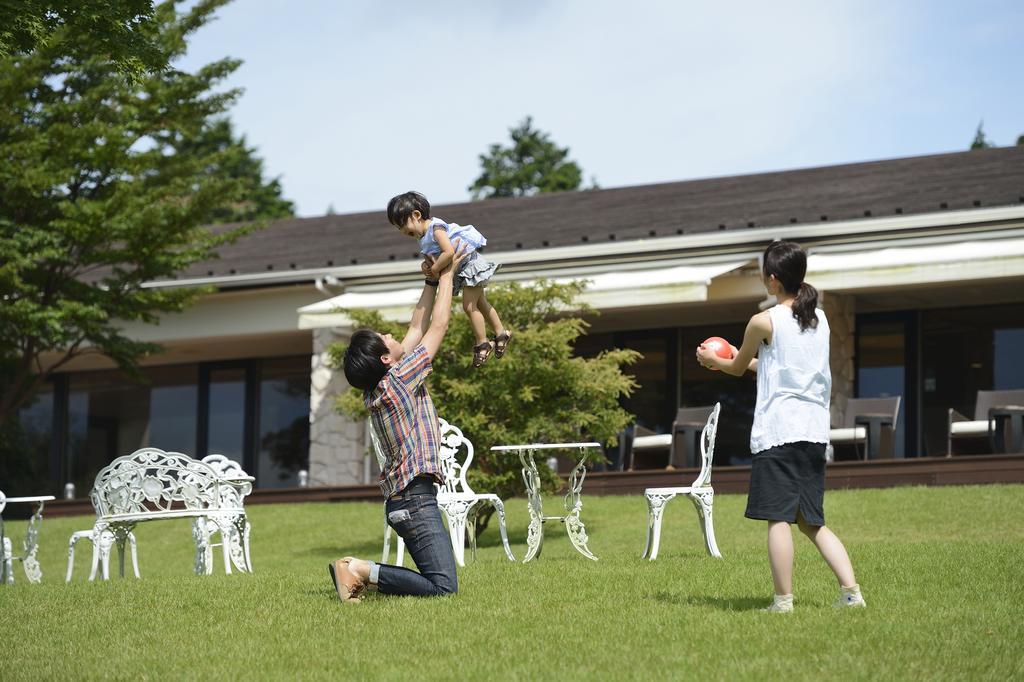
[491,442,601,562]
[0,493,56,584]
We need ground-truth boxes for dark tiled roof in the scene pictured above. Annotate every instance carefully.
[181,146,1024,279]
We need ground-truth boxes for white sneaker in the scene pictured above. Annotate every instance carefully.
[762,594,794,613]
[833,584,867,608]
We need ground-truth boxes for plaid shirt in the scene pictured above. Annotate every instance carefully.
[366,345,442,498]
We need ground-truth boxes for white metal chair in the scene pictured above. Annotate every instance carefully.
[196,454,255,574]
[434,419,515,566]
[642,402,723,560]
[370,417,516,567]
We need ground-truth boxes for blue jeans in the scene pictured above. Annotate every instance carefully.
[372,476,458,597]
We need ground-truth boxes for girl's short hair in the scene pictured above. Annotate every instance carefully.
[762,240,819,332]
[343,329,390,391]
[387,191,431,227]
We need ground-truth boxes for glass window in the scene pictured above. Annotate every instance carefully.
[206,367,247,462]
[4,382,54,495]
[680,324,755,466]
[147,367,199,454]
[257,357,310,487]
[994,328,1024,390]
[617,331,673,434]
[921,303,1024,455]
[66,366,199,494]
[856,318,907,458]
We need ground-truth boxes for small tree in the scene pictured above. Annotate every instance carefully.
[469,117,585,199]
[328,280,640,532]
[970,121,994,149]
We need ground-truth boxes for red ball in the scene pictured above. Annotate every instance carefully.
[702,336,735,359]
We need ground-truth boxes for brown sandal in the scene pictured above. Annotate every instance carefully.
[472,340,494,367]
[493,330,512,358]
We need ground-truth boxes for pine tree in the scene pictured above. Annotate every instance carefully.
[469,117,586,199]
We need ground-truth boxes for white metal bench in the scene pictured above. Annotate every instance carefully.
[66,448,253,581]
[642,403,723,560]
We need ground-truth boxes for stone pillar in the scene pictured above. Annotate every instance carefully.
[821,291,855,426]
[309,326,365,486]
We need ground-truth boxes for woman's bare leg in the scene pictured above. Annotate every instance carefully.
[797,514,857,588]
[767,520,794,596]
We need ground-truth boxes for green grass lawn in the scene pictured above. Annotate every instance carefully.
[1,484,1022,680]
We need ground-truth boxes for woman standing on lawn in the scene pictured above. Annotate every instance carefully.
[696,240,866,613]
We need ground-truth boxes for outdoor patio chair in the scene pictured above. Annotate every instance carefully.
[626,424,667,470]
[948,389,1024,456]
[830,396,902,459]
[370,417,516,567]
[668,405,717,468]
[641,402,723,560]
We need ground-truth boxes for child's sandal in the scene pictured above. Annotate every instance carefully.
[472,341,494,368]
[493,330,512,358]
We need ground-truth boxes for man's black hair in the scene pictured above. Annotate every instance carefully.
[343,329,390,391]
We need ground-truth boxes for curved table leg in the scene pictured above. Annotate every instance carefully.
[20,500,47,583]
[519,450,545,563]
[492,498,516,562]
[563,450,598,561]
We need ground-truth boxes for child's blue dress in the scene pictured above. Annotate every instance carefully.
[419,217,500,295]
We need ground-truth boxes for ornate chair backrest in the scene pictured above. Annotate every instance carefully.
[690,402,721,489]
[91,448,223,518]
[201,454,254,507]
[367,417,475,496]
[436,418,474,496]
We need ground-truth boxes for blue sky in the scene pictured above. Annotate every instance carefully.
[177,1,1024,217]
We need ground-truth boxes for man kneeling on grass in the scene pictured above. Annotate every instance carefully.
[328,242,469,602]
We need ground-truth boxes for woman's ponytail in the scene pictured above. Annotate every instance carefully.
[763,240,819,332]
[793,281,819,331]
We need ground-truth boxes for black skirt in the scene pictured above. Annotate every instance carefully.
[744,441,827,525]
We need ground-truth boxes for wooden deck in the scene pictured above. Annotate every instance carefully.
[41,454,1024,518]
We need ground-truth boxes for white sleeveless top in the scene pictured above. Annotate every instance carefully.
[749,304,832,454]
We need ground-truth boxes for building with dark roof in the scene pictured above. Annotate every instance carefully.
[24,146,1024,492]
